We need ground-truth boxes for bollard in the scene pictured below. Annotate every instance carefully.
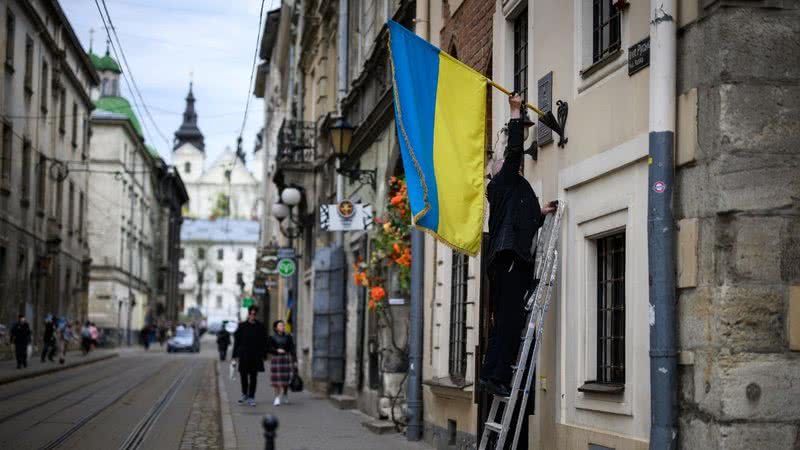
[263,415,278,450]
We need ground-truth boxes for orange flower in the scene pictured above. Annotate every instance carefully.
[368,299,377,311]
[392,243,401,255]
[390,195,404,206]
[370,286,386,302]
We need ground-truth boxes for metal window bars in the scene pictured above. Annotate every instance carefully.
[449,252,469,379]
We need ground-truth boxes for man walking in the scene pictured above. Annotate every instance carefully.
[217,321,231,361]
[10,314,32,369]
[41,315,57,363]
[479,93,556,398]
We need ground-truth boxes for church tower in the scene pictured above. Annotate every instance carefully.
[173,82,205,151]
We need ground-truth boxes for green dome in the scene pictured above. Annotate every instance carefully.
[94,96,142,136]
[89,50,122,74]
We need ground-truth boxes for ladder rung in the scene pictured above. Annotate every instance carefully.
[494,394,509,402]
[484,421,503,433]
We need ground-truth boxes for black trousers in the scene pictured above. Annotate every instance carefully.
[481,251,533,385]
[41,340,56,362]
[15,344,27,368]
[218,345,228,361]
[240,370,258,398]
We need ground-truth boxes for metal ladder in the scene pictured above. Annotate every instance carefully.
[478,201,565,450]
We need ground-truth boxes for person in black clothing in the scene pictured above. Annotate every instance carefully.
[480,93,556,398]
[10,314,32,369]
[268,320,297,406]
[232,306,268,407]
[217,322,231,361]
[41,315,57,363]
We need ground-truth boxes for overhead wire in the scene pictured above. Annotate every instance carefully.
[237,0,268,140]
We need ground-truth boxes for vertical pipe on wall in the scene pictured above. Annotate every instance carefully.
[648,0,677,449]
[406,0,429,442]
[335,0,349,229]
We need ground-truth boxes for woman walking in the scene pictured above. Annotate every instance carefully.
[268,320,296,406]
[232,306,268,407]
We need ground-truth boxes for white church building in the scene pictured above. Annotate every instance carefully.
[172,83,262,326]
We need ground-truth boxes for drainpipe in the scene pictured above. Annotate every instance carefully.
[335,0,349,245]
[648,1,677,449]
[406,0,428,442]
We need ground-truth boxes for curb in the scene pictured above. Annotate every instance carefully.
[0,352,118,386]
[217,360,238,449]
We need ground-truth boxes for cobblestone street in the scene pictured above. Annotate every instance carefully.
[180,359,222,449]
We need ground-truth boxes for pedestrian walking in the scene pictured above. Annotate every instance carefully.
[41,315,57,363]
[57,320,76,364]
[217,322,231,361]
[268,320,297,406]
[232,305,268,407]
[80,321,92,355]
[10,314,32,369]
[89,322,99,349]
[479,93,556,399]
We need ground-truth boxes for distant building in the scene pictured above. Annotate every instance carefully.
[171,83,262,220]
[86,46,187,345]
[178,219,259,328]
[0,1,98,347]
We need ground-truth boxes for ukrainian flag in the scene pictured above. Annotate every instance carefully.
[388,21,487,256]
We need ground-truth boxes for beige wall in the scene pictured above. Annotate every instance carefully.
[492,0,653,448]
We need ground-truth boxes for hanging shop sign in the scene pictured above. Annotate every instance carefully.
[320,202,373,231]
[277,258,296,278]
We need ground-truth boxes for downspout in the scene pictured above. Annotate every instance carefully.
[335,0,349,243]
[406,0,429,442]
[648,1,677,449]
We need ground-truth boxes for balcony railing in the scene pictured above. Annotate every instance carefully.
[277,120,316,167]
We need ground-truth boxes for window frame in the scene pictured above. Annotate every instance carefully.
[40,59,48,113]
[36,153,46,214]
[23,34,33,93]
[594,232,625,386]
[216,271,223,284]
[20,138,31,204]
[591,0,621,65]
[448,252,469,380]
[58,89,66,134]
[512,9,529,101]
[1,121,12,183]
[5,8,15,72]
[71,102,78,148]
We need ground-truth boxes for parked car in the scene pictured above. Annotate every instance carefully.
[167,326,200,353]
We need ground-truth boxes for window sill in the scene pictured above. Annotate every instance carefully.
[580,48,623,79]
[423,376,473,400]
[578,382,624,395]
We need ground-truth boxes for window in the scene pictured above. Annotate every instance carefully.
[595,232,625,385]
[184,162,191,174]
[217,248,224,260]
[592,0,621,64]
[237,248,243,261]
[23,35,32,91]
[1,121,11,181]
[59,89,66,133]
[40,60,48,113]
[71,102,78,148]
[236,272,243,286]
[67,182,74,234]
[21,139,31,201]
[179,247,185,259]
[449,253,469,379]
[216,271,223,284]
[513,9,529,100]
[5,9,15,70]
[55,175,63,224]
[197,248,205,260]
[216,295,223,308]
[36,154,46,211]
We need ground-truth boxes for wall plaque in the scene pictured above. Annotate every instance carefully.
[537,72,553,146]
[628,37,650,76]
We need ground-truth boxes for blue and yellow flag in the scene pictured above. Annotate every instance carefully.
[388,20,486,256]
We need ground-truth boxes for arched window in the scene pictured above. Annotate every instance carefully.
[184,162,191,174]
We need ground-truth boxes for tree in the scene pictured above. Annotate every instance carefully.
[210,193,230,219]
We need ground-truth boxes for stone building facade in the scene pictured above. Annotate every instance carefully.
[0,0,97,346]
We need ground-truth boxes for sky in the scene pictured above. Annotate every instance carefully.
[61,0,276,167]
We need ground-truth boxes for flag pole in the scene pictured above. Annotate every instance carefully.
[487,79,565,138]
[487,79,546,117]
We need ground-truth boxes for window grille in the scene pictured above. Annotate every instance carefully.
[449,252,469,379]
[596,232,625,384]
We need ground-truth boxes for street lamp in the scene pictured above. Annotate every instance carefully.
[272,187,303,240]
[328,116,376,190]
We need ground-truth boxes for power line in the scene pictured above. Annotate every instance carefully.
[95,0,172,150]
[238,0,268,140]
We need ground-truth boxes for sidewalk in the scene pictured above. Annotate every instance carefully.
[217,361,431,450]
[0,348,118,385]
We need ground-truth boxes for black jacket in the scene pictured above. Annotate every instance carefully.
[10,321,31,347]
[233,320,268,373]
[268,333,296,361]
[486,118,545,268]
[43,321,56,343]
[216,329,231,348]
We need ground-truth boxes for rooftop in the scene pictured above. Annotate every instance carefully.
[93,96,143,137]
[88,49,122,74]
[181,218,260,243]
